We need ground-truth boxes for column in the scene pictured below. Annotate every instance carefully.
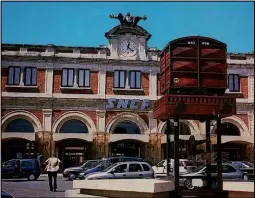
[248,76,254,102]
[98,68,106,98]
[96,110,106,132]
[149,71,157,100]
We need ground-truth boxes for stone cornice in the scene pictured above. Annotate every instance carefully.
[2,55,159,66]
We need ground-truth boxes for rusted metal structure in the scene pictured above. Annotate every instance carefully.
[153,36,237,197]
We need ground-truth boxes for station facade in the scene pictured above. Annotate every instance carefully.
[1,17,254,168]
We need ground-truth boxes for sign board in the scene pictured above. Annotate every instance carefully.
[106,98,150,110]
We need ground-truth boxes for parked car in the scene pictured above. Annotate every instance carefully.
[85,161,154,180]
[228,161,254,180]
[152,159,196,176]
[63,160,101,180]
[1,191,15,198]
[1,159,41,181]
[107,156,145,164]
[78,160,113,179]
[78,157,145,179]
[179,163,245,190]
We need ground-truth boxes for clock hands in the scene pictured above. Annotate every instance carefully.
[126,42,134,52]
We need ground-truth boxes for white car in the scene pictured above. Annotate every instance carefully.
[152,159,196,176]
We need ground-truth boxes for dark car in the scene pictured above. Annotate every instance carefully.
[179,163,245,190]
[228,161,254,180]
[1,191,15,198]
[63,160,101,180]
[2,159,41,181]
[78,156,145,179]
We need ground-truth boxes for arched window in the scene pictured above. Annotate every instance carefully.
[59,119,89,133]
[164,122,191,135]
[113,121,140,134]
[6,119,34,133]
[217,123,240,136]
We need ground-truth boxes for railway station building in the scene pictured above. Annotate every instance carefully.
[1,16,254,168]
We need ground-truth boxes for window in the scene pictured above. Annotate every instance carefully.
[228,74,240,92]
[24,67,37,86]
[129,71,141,89]
[128,163,143,172]
[78,69,90,87]
[6,119,34,133]
[21,160,33,167]
[223,165,237,173]
[7,67,21,85]
[114,164,127,173]
[114,70,125,88]
[59,119,89,133]
[157,160,165,167]
[62,69,74,87]
[142,164,150,171]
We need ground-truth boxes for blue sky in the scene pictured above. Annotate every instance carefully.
[2,2,254,53]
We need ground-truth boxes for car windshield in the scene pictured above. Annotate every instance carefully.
[102,163,117,172]
[242,161,254,168]
[81,161,100,169]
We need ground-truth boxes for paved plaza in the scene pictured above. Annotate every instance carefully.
[2,175,72,198]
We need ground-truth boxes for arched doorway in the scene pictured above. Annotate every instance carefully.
[161,122,191,160]
[55,119,92,169]
[2,119,36,161]
[110,121,145,157]
[215,122,245,161]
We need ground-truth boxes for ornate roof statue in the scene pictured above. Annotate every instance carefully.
[110,12,147,26]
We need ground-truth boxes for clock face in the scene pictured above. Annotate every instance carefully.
[119,40,137,57]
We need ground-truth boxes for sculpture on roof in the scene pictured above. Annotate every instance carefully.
[110,12,147,26]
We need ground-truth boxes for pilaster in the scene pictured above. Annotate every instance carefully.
[149,71,157,100]
[96,110,106,132]
[43,109,53,132]
[45,68,54,95]
[98,68,106,98]
[148,111,157,133]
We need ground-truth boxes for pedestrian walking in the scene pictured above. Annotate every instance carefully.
[44,154,61,192]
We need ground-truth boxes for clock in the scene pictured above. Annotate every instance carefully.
[119,39,137,57]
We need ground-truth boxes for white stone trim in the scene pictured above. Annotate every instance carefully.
[97,110,106,132]
[1,110,43,132]
[2,133,35,141]
[53,133,93,142]
[158,120,200,135]
[52,111,97,134]
[106,112,149,135]
[109,134,149,143]
[210,115,249,136]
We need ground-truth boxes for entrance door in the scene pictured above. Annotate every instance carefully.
[61,147,85,169]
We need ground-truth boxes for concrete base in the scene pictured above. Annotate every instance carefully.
[66,180,254,198]
[73,179,174,193]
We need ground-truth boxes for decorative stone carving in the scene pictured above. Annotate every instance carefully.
[93,132,110,159]
[147,133,161,165]
[35,131,53,159]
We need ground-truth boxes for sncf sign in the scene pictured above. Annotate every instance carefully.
[106,98,150,110]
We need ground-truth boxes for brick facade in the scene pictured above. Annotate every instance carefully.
[240,76,248,98]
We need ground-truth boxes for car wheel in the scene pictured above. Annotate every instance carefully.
[184,179,194,190]
[28,174,36,181]
[68,173,77,181]
[243,174,249,181]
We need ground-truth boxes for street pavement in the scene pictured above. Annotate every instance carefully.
[2,175,73,197]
